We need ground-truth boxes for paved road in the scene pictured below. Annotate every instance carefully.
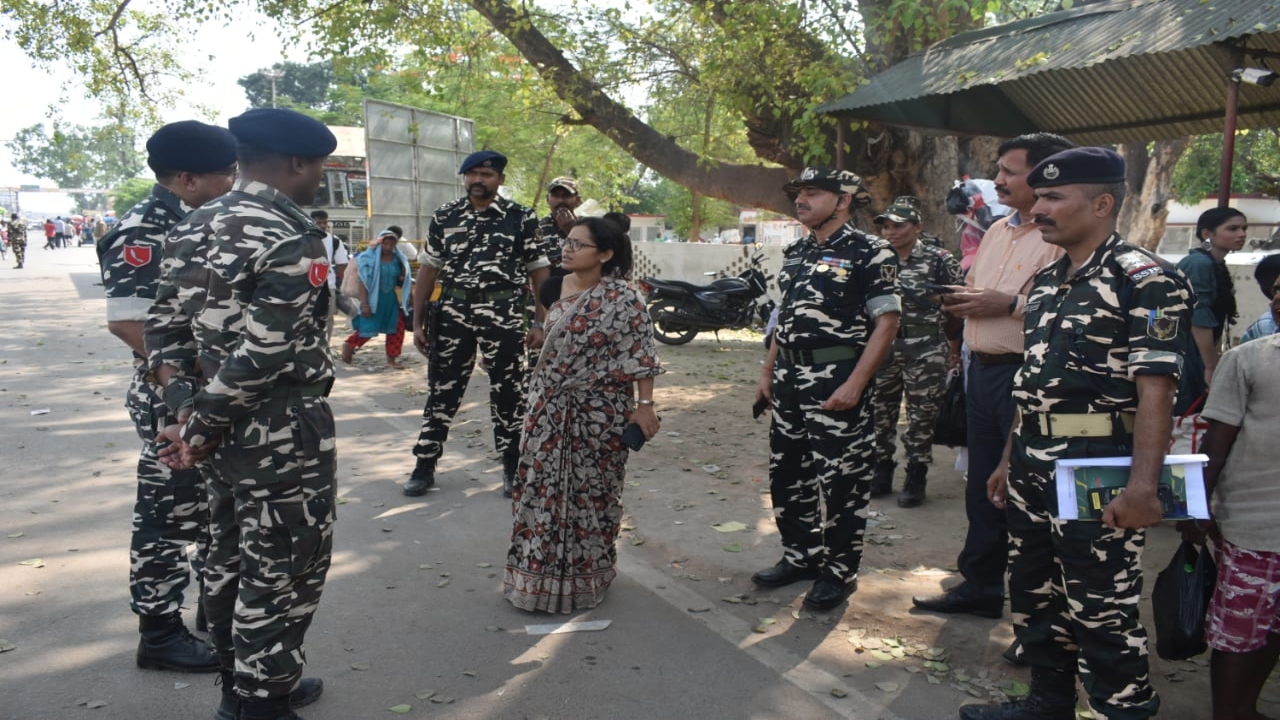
[0,244,912,720]
[0,242,1227,720]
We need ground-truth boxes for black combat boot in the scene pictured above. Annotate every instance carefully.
[502,453,519,499]
[870,459,896,497]
[215,671,325,720]
[403,457,435,496]
[238,696,300,720]
[136,612,219,672]
[898,461,928,508]
[958,667,1077,720]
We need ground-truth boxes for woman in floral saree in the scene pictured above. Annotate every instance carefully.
[504,215,664,613]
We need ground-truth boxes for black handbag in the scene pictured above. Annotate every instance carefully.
[932,369,967,447]
[1152,540,1217,660]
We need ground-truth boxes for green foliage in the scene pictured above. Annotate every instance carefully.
[111,177,155,215]
[1172,130,1280,204]
[628,175,737,240]
[6,117,145,210]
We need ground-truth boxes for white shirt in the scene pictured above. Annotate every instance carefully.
[325,233,349,289]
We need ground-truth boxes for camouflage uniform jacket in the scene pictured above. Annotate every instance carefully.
[6,219,27,244]
[898,241,964,332]
[537,215,566,271]
[145,178,333,448]
[774,223,901,351]
[97,184,188,332]
[420,195,548,290]
[1013,233,1190,418]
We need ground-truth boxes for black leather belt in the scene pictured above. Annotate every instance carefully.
[973,351,1023,365]
[441,286,519,303]
[778,345,860,365]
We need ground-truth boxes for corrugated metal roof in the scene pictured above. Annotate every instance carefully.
[817,0,1280,144]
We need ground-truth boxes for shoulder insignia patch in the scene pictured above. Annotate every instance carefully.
[123,243,153,268]
[881,263,898,283]
[1147,309,1180,341]
[1115,249,1164,283]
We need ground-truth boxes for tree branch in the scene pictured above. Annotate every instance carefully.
[468,0,794,213]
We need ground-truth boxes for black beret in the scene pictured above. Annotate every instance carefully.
[459,150,507,174]
[1029,147,1125,188]
[146,121,237,174]
[228,108,337,158]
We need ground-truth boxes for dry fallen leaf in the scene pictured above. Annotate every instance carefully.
[17,558,44,568]
[351,662,370,671]
[875,681,900,693]
[722,543,743,553]
[711,521,747,533]
[387,703,412,713]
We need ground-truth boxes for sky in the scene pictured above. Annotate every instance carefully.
[0,9,311,215]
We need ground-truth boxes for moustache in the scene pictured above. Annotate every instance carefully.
[1033,216,1056,227]
[994,184,1009,195]
[795,204,811,213]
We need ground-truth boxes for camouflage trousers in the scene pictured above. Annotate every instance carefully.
[1007,431,1158,719]
[124,369,210,618]
[872,336,948,465]
[414,297,526,462]
[11,238,25,266]
[768,356,873,583]
[204,393,336,700]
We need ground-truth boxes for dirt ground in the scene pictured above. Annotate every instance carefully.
[333,322,1272,720]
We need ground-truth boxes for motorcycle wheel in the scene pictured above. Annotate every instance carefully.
[648,300,700,345]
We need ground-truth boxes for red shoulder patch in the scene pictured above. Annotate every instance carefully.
[308,262,329,288]
[123,244,152,268]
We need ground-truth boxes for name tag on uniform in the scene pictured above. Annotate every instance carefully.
[443,227,466,236]
[1026,301,1042,313]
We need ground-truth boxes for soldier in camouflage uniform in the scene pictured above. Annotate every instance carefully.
[146,108,335,720]
[960,148,1190,720]
[750,167,901,611]
[538,175,580,277]
[7,212,26,268]
[97,121,239,674]
[408,150,550,499]
[870,197,964,508]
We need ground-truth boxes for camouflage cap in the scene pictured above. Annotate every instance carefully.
[547,176,579,195]
[875,195,923,225]
[783,167,871,208]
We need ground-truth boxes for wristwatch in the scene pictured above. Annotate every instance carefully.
[529,321,544,329]
[636,399,656,407]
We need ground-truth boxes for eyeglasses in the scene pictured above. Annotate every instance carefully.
[561,238,598,252]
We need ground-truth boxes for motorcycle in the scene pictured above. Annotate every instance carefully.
[637,247,775,345]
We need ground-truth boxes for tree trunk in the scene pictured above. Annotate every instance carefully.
[1117,139,1192,251]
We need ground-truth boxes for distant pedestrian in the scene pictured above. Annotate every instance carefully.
[1177,207,1247,385]
[538,176,581,277]
[869,196,964,507]
[7,214,26,268]
[341,229,411,368]
[1239,253,1280,343]
[53,216,67,248]
[43,218,55,249]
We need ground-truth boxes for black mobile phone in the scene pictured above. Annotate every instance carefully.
[752,396,771,419]
[621,423,646,451]
[923,282,957,294]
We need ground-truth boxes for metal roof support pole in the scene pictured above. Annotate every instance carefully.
[1218,46,1245,208]
[835,120,846,169]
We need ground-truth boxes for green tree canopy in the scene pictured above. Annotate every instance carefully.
[6,115,145,210]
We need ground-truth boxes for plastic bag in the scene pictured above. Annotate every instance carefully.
[1169,392,1209,455]
[932,369,967,447]
[1152,540,1217,660]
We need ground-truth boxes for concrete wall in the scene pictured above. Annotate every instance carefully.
[631,242,786,294]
